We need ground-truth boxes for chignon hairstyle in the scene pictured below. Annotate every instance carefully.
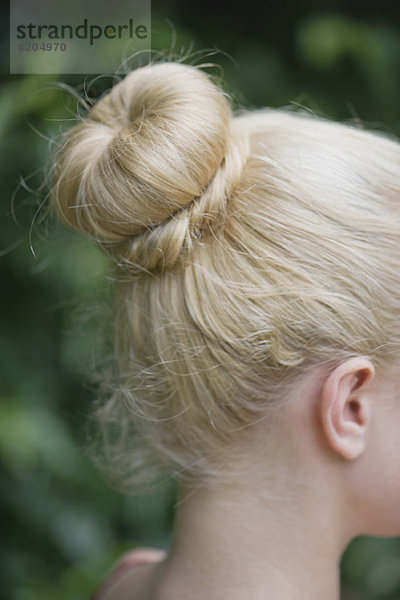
[50,60,400,491]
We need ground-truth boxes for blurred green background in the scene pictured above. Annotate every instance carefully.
[1,2,400,599]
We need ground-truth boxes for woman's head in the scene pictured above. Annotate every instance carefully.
[49,60,400,493]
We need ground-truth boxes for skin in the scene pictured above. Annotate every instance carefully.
[104,356,400,599]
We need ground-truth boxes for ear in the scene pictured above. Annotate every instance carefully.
[319,357,375,460]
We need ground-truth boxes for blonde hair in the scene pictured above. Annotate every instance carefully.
[50,59,400,491]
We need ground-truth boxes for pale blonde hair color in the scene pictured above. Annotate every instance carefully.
[50,60,400,491]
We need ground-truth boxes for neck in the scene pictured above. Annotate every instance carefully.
[154,476,353,600]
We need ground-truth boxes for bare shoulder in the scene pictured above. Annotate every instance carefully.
[95,548,167,600]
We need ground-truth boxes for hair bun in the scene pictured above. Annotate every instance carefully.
[50,62,248,272]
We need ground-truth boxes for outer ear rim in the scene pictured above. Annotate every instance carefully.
[319,357,375,461]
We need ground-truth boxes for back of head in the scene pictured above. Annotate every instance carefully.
[49,60,400,491]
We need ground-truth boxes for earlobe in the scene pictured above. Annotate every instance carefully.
[319,358,375,460]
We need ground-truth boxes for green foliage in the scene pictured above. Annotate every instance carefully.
[1,6,400,600]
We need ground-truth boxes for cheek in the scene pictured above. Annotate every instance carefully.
[357,406,400,536]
